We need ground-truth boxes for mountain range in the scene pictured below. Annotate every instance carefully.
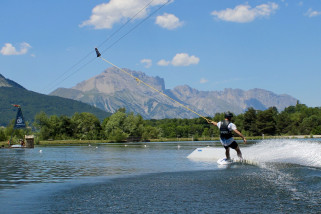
[50,67,298,119]
[0,74,111,126]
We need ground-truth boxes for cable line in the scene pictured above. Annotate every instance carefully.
[43,0,169,94]
[99,0,171,56]
[97,0,157,49]
[95,48,213,123]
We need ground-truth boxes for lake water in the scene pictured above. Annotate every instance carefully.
[0,139,320,213]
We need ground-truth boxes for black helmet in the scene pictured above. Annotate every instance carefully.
[224,112,233,119]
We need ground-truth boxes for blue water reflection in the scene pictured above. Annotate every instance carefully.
[0,142,221,189]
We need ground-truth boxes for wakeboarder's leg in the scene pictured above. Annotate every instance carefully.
[235,146,243,160]
[225,147,231,160]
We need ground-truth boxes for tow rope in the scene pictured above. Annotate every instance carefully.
[95,48,213,123]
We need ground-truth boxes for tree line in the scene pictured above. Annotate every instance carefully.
[1,104,321,142]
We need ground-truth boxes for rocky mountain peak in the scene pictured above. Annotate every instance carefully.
[50,68,298,119]
[73,67,165,94]
[0,74,25,89]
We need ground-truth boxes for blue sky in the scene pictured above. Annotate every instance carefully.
[1,0,321,107]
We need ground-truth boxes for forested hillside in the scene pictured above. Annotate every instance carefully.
[0,87,111,126]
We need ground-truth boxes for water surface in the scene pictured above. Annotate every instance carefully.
[1,140,320,213]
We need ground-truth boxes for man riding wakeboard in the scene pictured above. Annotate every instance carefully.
[210,112,247,161]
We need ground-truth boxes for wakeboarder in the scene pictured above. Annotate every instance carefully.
[210,112,246,161]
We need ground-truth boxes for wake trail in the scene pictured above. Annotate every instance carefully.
[187,139,321,205]
[187,139,321,168]
[243,139,321,168]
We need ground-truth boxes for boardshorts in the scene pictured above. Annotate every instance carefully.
[224,141,238,150]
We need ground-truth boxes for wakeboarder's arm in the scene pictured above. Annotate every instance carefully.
[233,129,247,144]
[209,121,218,126]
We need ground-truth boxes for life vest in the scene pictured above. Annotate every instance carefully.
[220,120,233,139]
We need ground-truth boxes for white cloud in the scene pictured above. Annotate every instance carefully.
[172,53,199,66]
[211,2,279,23]
[157,59,171,66]
[305,8,321,17]
[155,13,183,29]
[158,53,200,67]
[80,0,173,29]
[0,42,31,55]
[141,59,152,68]
[200,78,208,84]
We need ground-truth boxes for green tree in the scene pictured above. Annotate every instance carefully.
[49,115,60,139]
[71,112,101,140]
[202,127,209,138]
[213,113,225,123]
[288,112,303,135]
[34,112,51,140]
[56,115,74,139]
[0,127,6,141]
[161,123,177,138]
[256,107,278,135]
[102,110,128,141]
[108,128,128,142]
[234,113,244,133]
[142,126,160,140]
[243,107,259,136]
[276,111,292,135]
[300,115,321,135]
[123,113,144,138]
[176,125,189,138]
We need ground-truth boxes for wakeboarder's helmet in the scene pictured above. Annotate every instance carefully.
[224,112,233,119]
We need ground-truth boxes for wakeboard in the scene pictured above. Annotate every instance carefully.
[217,158,234,165]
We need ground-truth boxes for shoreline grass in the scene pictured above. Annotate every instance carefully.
[1,135,320,147]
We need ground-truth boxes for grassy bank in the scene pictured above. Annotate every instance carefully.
[1,135,320,148]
